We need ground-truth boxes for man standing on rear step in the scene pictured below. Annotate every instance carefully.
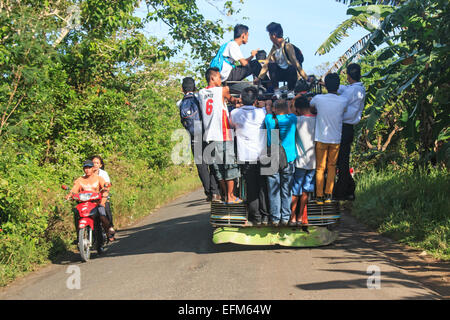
[220,24,262,83]
[334,63,366,201]
[254,22,309,99]
[177,77,221,202]
[199,68,242,204]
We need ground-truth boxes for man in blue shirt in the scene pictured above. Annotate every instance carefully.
[264,99,297,226]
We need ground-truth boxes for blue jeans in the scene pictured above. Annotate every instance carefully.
[292,168,316,196]
[267,161,295,223]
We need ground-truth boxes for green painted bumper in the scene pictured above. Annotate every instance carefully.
[212,225,339,247]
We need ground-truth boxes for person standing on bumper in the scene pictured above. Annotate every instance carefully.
[334,63,366,201]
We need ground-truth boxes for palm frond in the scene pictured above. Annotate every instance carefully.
[315,15,372,56]
[324,2,404,75]
[325,33,372,75]
[316,4,395,56]
[335,0,405,6]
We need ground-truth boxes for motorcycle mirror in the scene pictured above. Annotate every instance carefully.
[61,185,68,190]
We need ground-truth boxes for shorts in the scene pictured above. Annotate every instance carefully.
[292,168,315,196]
[209,141,240,181]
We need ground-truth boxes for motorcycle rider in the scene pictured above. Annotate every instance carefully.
[91,155,114,228]
[66,160,116,241]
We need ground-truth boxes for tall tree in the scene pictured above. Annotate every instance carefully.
[317,0,449,162]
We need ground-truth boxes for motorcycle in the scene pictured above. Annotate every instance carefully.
[62,184,111,262]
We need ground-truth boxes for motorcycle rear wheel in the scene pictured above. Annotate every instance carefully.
[78,227,92,262]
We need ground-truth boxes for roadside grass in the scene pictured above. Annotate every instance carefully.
[0,160,201,287]
[107,157,202,227]
[352,167,450,261]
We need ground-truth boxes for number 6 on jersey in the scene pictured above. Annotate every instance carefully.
[206,99,213,115]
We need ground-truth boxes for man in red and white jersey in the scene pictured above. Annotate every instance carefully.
[198,67,242,204]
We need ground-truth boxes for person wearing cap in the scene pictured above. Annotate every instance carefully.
[66,160,116,241]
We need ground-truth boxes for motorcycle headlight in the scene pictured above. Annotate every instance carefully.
[79,193,93,201]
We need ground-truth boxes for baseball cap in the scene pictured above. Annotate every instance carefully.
[82,160,94,168]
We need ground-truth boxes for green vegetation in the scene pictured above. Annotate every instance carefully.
[0,0,241,286]
[0,0,448,286]
[322,0,449,161]
[320,0,449,259]
[353,166,449,260]
[0,162,201,286]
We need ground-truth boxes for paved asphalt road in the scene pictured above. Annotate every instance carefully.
[0,189,447,300]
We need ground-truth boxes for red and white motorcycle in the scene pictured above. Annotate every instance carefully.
[63,185,110,262]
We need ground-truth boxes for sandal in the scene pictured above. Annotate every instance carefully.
[226,197,243,204]
[107,228,116,241]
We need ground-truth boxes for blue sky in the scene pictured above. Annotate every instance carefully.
[138,0,369,75]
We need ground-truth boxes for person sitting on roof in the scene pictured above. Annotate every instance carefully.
[219,24,262,83]
[254,22,308,99]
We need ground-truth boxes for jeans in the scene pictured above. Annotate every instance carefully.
[292,168,316,196]
[267,161,295,223]
[105,200,113,227]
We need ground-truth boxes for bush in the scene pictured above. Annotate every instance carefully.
[352,166,450,260]
[0,147,200,286]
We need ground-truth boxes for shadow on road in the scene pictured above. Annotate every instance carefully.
[54,198,448,299]
[107,211,280,256]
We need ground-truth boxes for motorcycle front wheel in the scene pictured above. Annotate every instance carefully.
[78,227,92,262]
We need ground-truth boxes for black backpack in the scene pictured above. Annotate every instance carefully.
[179,93,202,137]
[284,38,304,66]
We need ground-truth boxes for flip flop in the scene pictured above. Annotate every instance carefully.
[226,197,243,204]
[107,228,116,242]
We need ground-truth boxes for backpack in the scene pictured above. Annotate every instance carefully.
[209,41,236,72]
[179,93,202,137]
[284,38,304,66]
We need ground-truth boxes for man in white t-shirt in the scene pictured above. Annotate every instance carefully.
[220,24,261,83]
[290,96,316,228]
[230,86,269,225]
[334,63,366,201]
[199,67,242,204]
[310,73,348,204]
